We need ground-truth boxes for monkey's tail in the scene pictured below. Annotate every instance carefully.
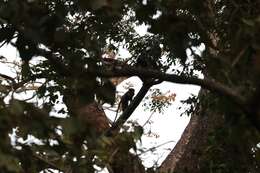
[113,101,122,124]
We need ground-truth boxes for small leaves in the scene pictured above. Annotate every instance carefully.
[143,89,176,113]
[151,93,176,102]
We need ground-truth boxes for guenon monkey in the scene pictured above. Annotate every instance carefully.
[114,88,135,122]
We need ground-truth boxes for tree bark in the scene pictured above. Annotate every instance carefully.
[159,89,259,173]
[159,90,225,173]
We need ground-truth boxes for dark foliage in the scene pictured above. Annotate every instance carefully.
[0,0,259,173]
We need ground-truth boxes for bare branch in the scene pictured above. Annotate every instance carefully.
[93,66,260,130]
[0,73,15,82]
[93,66,246,108]
[142,111,156,127]
[137,140,175,156]
[32,153,64,172]
[231,45,249,67]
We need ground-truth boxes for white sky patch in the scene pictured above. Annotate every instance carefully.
[152,10,162,19]
[134,23,150,36]
[118,47,131,59]
[142,0,148,5]
[0,44,20,78]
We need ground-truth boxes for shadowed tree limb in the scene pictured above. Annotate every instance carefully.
[94,66,246,107]
[0,73,15,82]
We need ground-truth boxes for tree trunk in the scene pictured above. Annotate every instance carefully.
[159,90,224,173]
[159,89,259,173]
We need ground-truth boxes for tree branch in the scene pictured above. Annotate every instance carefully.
[93,66,246,108]
[0,73,15,83]
[97,66,260,130]
[32,153,64,172]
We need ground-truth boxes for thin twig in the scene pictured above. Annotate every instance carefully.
[137,140,176,156]
[94,66,246,107]
[231,45,249,67]
[142,111,156,127]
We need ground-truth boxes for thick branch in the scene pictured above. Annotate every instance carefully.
[93,66,246,107]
